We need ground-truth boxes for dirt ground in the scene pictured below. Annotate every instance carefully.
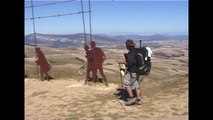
[25,72,188,120]
[25,41,188,120]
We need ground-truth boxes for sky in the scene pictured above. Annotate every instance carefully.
[25,0,188,35]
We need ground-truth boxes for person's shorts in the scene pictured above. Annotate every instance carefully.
[122,72,139,89]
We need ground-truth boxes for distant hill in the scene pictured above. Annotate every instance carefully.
[25,33,117,47]
[102,34,188,41]
[25,33,188,47]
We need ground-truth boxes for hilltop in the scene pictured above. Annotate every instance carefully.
[25,33,188,48]
[25,39,188,120]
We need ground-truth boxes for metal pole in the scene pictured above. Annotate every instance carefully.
[80,0,87,44]
[30,0,39,80]
[88,0,93,42]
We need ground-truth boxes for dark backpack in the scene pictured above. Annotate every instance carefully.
[135,47,151,76]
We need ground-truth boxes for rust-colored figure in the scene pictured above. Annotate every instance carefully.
[35,47,53,81]
[90,41,109,86]
[84,44,93,84]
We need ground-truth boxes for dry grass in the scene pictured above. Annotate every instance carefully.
[25,40,188,120]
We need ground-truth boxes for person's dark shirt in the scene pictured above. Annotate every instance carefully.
[126,47,137,73]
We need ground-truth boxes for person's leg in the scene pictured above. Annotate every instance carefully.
[40,73,44,81]
[126,86,134,97]
[135,88,142,105]
[125,86,136,106]
[133,80,142,105]
[40,68,44,81]
[134,76,141,99]
[41,67,49,80]
[136,88,141,99]
[129,73,142,105]
[85,64,91,84]
[98,65,108,86]
[43,71,49,80]
[92,67,98,82]
[123,73,136,105]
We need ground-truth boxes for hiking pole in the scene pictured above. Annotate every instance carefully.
[138,75,146,100]
[117,63,127,112]
[139,75,146,83]
[114,91,126,112]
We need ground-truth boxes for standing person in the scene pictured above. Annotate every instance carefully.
[84,44,93,85]
[35,47,53,81]
[118,39,142,106]
[90,41,109,86]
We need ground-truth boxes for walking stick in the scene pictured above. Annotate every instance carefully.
[116,63,126,112]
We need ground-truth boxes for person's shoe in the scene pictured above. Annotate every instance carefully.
[47,76,54,80]
[45,75,54,81]
[125,97,136,106]
[43,76,48,80]
[136,98,142,105]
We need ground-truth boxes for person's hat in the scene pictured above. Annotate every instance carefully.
[90,41,96,46]
[125,39,136,46]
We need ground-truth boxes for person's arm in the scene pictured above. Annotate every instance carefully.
[118,61,126,65]
[100,48,106,60]
[118,53,128,65]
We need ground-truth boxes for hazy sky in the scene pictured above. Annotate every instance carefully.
[25,0,188,35]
